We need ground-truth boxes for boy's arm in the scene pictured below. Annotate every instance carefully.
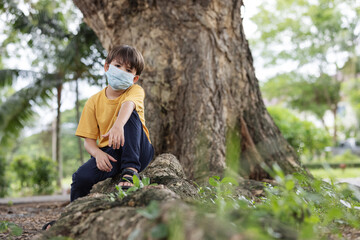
[84,138,117,172]
[102,101,136,149]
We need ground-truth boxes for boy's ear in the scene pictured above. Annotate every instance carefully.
[104,62,109,72]
[133,75,139,84]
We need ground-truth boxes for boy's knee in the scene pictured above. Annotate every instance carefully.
[72,169,93,187]
[124,110,142,129]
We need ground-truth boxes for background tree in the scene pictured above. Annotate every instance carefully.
[0,0,105,188]
[251,0,359,144]
[267,106,331,161]
[73,0,303,182]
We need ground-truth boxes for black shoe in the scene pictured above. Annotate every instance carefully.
[118,168,141,190]
[42,220,56,230]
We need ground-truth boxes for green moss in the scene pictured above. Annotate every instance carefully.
[193,130,211,184]
[225,124,241,177]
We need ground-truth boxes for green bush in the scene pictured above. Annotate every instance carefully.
[327,150,360,163]
[10,155,34,188]
[0,155,8,197]
[11,155,57,195]
[268,106,331,159]
[191,166,360,239]
[32,156,57,194]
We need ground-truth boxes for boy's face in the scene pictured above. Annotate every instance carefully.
[104,59,139,84]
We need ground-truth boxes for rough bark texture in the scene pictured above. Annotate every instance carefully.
[72,0,302,182]
[34,154,262,240]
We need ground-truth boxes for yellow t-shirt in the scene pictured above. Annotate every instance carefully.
[75,84,151,147]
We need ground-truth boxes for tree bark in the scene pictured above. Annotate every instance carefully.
[75,78,84,164]
[332,107,338,145]
[56,84,63,188]
[72,0,302,182]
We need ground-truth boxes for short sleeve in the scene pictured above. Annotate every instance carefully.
[75,98,99,139]
[122,84,145,112]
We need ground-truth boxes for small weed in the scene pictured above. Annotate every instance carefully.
[192,164,360,239]
[0,221,23,239]
[108,176,158,201]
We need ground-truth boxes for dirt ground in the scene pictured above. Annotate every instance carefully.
[0,201,69,240]
[1,200,360,240]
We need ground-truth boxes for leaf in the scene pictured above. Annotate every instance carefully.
[133,175,140,188]
[136,200,160,220]
[126,186,138,193]
[142,177,150,186]
[128,228,141,240]
[150,223,168,239]
[220,177,239,186]
[285,180,295,191]
[209,177,219,187]
[0,221,8,233]
[7,222,22,236]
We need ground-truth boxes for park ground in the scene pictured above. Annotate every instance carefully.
[2,169,360,240]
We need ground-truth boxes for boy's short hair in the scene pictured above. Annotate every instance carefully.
[105,45,145,75]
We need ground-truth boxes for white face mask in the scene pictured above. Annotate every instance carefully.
[105,64,135,90]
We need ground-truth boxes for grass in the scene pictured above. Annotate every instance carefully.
[310,167,360,179]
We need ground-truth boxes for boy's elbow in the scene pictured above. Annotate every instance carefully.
[84,137,95,147]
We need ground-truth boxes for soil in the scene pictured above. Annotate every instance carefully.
[0,201,69,240]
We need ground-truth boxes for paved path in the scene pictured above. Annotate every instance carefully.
[0,194,70,204]
[337,177,360,187]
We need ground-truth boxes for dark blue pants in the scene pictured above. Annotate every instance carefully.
[70,110,154,202]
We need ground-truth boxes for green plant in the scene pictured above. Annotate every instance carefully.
[32,156,57,194]
[48,236,74,240]
[136,200,168,239]
[10,155,34,188]
[192,165,360,239]
[327,150,360,163]
[268,106,331,159]
[0,221,23,239]
[108,176,158,201]
[0,154,8,197]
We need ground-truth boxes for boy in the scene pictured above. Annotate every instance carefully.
[72,44,154,200]
[42,45,154,230]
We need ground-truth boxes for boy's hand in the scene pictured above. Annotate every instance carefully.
[102,124,125,149]
[94,150,117,172]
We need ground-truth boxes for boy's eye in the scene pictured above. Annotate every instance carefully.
[126,69,132,72]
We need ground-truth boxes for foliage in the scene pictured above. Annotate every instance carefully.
[268,106,331,158]
[12,99,88,179]
[0,0,106,144]
[0,74,58,145]
[108,176,157,201]
[191,165,360,239]
[252,0,359,138]
[0,221,23,239]
[0,154,8,197]
[343,71,360,130]
[311,167,360,179]
[251,0,358,71]
[32,156,57,194]
[10,154,57,195]
[262,73,341,121]
[326,150,360,164]
[136,200,169,239]
[10,155,34,188]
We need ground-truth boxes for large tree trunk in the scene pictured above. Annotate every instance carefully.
[56,84,63,188]
[72,0,302,182]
